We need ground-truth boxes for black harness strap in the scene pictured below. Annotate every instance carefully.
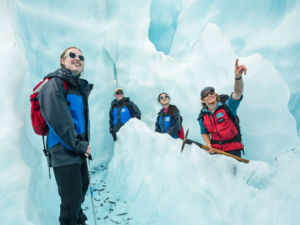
[42,127,51,179]
[211,135,241,145]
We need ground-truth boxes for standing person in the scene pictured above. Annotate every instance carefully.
[38,47,93,225]
[198,59,247,157]
[155,92,184,139]
[109,88,141,141]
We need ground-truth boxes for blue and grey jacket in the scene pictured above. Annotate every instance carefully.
[155,105,182,139]
[109,97,141,133]
[38,68,93,167]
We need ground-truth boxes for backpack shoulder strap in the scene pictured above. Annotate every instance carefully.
[48,75,69,95]
[221,103,236,124]
[219,94,229,104]
[221,102,243,153]
[197,108,206,121]
[62,80,68,90]
[218,94,238,128]
[221,103,241,136]
[45,70,69,90]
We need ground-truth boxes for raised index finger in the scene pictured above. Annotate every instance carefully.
[235,58,239,69]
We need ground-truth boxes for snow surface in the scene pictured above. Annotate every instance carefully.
[1,0,300,224]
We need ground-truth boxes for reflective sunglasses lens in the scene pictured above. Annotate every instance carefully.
[116,90,123,95]
[68,52,84,61]
[204,90,214,97]
[160,95,168,100]
[78,55,85,61]
[69,52,76,58]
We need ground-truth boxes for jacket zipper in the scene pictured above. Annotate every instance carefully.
[209,112,223,150]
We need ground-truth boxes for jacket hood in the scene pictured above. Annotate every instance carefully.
[45,68,93,94]
[45,68,78,84]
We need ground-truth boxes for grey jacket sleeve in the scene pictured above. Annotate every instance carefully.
[38,78,88,155]
[167,112,182,137]
[155,114,160,132]
[129,101,141,119]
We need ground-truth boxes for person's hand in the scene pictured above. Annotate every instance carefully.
[85,145,90,157]
[206,143,215,154]
[112,132,117,141]
[235,59,247,78]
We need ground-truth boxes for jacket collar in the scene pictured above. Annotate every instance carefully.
[45,68,93,95]
[201,102,223,114]
[45,68,78,85]
[111,97,130,106]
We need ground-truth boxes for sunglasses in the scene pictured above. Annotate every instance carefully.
[159,95,169,100]
[115,90,123,95]
[202,90,215,98]
[67,52,85,62]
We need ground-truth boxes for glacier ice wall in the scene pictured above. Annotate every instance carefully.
[0,1,32,224]
[108,119,300,225]
[1,0,300,224]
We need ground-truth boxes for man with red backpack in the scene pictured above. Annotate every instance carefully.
[35,47,92,225]
[155,92,184,139]
[198,59,247,157]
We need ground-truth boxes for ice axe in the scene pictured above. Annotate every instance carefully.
[181,129,249,163]
[181,128,190,152]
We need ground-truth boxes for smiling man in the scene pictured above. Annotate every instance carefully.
[109,88,141,141]
[38,47,93,225]
[198,59,247,157]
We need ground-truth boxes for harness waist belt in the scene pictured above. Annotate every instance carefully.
[211,135,241,145]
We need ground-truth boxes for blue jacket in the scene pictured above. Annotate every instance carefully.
[38,68,93,167]
[155,105,182,139]
[109,97,141,133]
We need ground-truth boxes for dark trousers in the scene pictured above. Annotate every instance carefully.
[227,149,241,157]
[53,161,89,225]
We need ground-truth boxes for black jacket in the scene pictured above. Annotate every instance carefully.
[109,97,141,133]
[38,68,93,167]
[155,105,182,137]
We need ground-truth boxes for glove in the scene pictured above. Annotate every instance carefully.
[112,131,117,141]
[110,128,117,141]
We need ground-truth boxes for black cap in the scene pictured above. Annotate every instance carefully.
[200,86,215,98]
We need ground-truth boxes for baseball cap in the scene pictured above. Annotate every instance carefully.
[200,86,215,98]
[114,88,123,94]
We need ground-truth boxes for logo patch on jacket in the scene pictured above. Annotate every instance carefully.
[121,108,126,112]
[216,112,224,118]
[165,117,170,122]
[217,118,225,123]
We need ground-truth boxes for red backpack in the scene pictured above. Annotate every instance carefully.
[178,125,184,140]
[177,115,184,140]
[30,77,67,136]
